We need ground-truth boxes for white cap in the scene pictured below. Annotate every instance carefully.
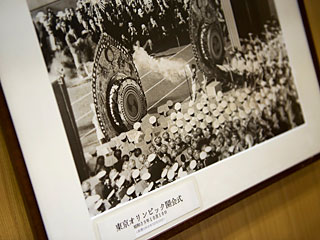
[178,167,183,175]
[149,116,157,125]
[143,182,154,194]
[132,169,140,179]
[190,160,197,170]
[35,11,46,21]
[221,100,228,108]
[184,113,191,121]
[244,106,252,114]
[96,145,110,156]
[176,120,184,128]
[259,103,266,111]
[159,118,168,129]
[200,122,206,130]
[128,143,135,152]
[171,126,179,134]
[145,128,154,139]
[230,103,237,112]
[171,162,179,172]
[121,195,130,203]
[229,96,235,103]
[190,119,197,127]
[235,91,241,97]
[238,96,245,103]
[133,122,141,130]
[225,107,232,115]
[157,105,164,114]
[147,153,156,162]
[213,120,220,129]
[239,111,247,119]
[97,170,106,179]
[161,168,168,178]
[264,99,271,106]
[144,134,152,143]
[196,102,203,111]
[141,172,151,180]
[209,103,217,110]
[127,185,135,195]
[110,171,119,182]
[218,115,226,124]
[205,116,213,124]
[167,100,174,108]
[119,132,127,141]
[200,152,207,160]
[170,112,177,121]
[185,124,192,133]
[176,112,184,120]
[205,146,212,153]
[232,114,240,121]
[197,113,204,121]
[241,92,247,100]
[218,105,224,113]
[243,101,250,110]
[174,102,182,111]
[249,101,257,110]
[82,182,91,192]
[202,107,209,115]
[213,110,220,117]
[167,169,175,180]
[188,108,195,116]
[116,175,125,188]
[178,171,188,178]
[261,81,267,87]
[109,139,117,149]
[255,93,261,102]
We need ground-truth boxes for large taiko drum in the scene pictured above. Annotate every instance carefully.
[189,0,225,78]
[92,34,147,140]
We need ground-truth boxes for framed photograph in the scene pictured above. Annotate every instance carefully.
[1,0,319,239]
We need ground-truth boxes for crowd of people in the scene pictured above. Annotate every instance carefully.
[221,20,290,89]
[33,0,191,77]
[81,19,304,216]
[82,53,303,216]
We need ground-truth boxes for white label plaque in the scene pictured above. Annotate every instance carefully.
[95,179,200,239]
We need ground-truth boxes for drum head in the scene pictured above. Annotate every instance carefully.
[189,0,225,78]
[92,34,147,140]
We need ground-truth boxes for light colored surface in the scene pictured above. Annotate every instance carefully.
[0,0,319,240]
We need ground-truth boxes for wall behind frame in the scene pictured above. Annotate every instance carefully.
[0,0,319,239]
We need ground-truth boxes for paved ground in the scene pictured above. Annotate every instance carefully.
[67,44,202,154]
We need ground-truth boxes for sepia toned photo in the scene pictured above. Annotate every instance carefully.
[28,0,304,217]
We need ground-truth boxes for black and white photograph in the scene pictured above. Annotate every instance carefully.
[28,0,305,217]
